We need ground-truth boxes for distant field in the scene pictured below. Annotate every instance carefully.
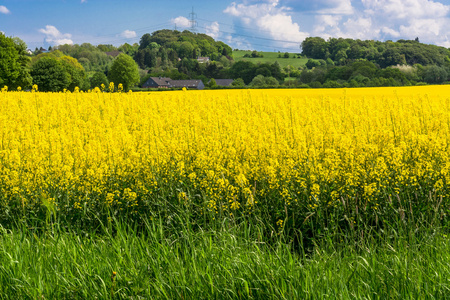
[233,50,308,68]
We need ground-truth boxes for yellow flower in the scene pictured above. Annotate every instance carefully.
[276,219,284,228]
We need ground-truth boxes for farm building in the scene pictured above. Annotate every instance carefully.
[142,77,172,88]
[142,77,205,90]
[105,50,122,57]
[211,79,234,87]
[169,80,205,90]
[197,57,210,63]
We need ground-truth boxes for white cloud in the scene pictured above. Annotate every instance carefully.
[0,5,10,14]
[120,30,137,39]
[318,0,354,15]
[313,15,343,38]
[380,27,401,38]
[362,0,449,19]
[342,17,378,39]
[224,0,308,47]
[359,0,450,45]
[39,25,73,46]
[398,18,443,37]
[308,0,450,47]
[226,35,253,50]
[314,15,379,40]
[171,16,191,28]
[205,22,220,39]
[224,1,281,20]
[258,14,308,44]
[81,0,87,3]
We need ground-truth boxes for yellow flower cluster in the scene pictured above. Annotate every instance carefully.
[0,86,449,222]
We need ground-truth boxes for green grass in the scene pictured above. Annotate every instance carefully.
[1,216,450,299]
[233,50,308,68]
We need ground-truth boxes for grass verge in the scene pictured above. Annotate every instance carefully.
[1,217,449,299]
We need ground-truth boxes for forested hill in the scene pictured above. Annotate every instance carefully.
[301,37,450,68]
[134,30,232,70]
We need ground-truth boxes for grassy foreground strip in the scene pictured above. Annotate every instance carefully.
[1,220,450,299]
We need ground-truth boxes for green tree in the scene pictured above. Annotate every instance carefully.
[108,53,140,90]
[251,50,263,58]
[90,72,109,89]
[0,34,32,89]
[255,66,272,77]
[229,61,256,84]
[231,78,245,87]
[380,48,406,68]
[208,78,217,88]
[301,37,328,59]
[118,43,139,56]
[424,65,448,84]
[60,56,89,91]
[249,75,279,87]
[299,70,314,83]
[323,80,342,88]
[305,59,321,69]
[264,76,279,87]
[249,74,266,87]
[97,44,117,52]
[216,41,232,57]
[177,42,195,59]
[146,30,179,47]
[30,57,70,92]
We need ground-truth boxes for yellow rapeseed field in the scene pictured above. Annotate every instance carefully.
[1,86,449,223]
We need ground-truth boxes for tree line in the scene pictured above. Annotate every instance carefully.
[3,30,450,92]
[295,37,450,88]
[301,37,450,67]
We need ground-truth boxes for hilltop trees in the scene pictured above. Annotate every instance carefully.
[297,37,450,87]
[301,37,450,68]
[301,37,328,59]
[134,30,233,71]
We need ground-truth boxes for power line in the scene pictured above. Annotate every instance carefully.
[196,25,301,45]
[92,22,173,39]
[197,17,289,37]
[92,23,301,52]
[235,41,301,52]
[29,10,301,52]
[67,22,173,46]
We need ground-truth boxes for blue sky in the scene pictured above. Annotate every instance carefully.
[2,0,450,52]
